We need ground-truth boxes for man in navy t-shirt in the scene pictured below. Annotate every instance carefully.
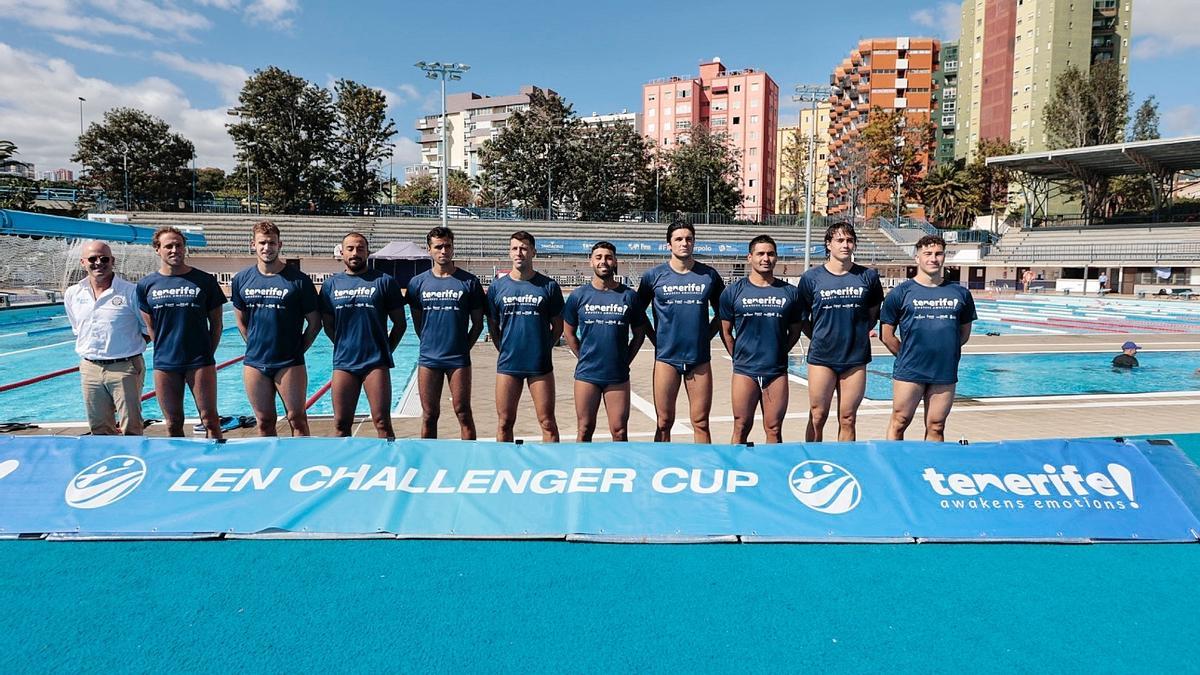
[318,232,407,438]
[718,235,803,444]
[563,241,647,442]
[879,235,977,441]
[407,226,486,440]
[231,221,321,437]
[136,226,227,438]
[486,231,565,442]
[636,219,725,443]
[797,222,884,442]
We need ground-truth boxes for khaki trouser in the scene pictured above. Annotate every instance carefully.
[79,355,145,435]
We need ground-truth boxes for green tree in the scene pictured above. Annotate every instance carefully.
[72,107,195,209]
[1109,96,1163,214]
[229,66,337,212]
[473,171,510,209]
[659,124,742,217]
[479,88,579,210]
[571,122,651,220]
[194,167,226,197]
[777,129,815,215]
[395,173,439,206]
[829,139,870,219]
[919,162,972,227]
[447,169,474,206]
[0,140,16,163]
[860,108,935,218]
[333,79,396,205]
[963,137,1020,220]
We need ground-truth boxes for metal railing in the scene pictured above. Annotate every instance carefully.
[987,242,1200,262]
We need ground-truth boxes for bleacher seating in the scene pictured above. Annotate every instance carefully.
[988,222,1200,264]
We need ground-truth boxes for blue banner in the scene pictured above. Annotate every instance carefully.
[534,239,826,258]
[0,436,1197,541]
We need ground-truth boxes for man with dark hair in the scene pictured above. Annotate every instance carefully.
[408,226,486,439]
[1112,341,1140,368]
[318,232,407,438]
[719,235,803,444]
[637,218,725,443]
[231,221,322,436]
[137,226,226,438]
[486,231,564,442]
[563,241,647,442]
[797,221,883,442]
[65,240,149,435]
[880,234,976,441]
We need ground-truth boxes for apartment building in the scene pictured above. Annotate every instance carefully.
[642,58,779,220]
[414,85,550,178]
[955,0,1132,159]
[775,101,831,215]
[933,41,960,166]
[827,37,940,217]
[581,110,641,131]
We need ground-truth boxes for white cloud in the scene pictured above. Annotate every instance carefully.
[0,0,155,40]
[244,0,298,30]
[1162,104,1199,137]
[911,2,961,41]
[394,137,421,170]
[52,34,118,55]
[193,0,240,9]
[1132,0,1200,58]
[0,42,236,172]
[153,51,248,104]
[87,0,211,34]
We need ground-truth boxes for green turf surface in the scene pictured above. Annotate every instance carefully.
[2,434,1197,672]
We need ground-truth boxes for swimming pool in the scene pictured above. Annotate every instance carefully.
[973,296,1200,335]
[0,305,420,424]
[791,350,1200,400]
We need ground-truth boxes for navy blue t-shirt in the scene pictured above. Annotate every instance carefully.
[637,262,725,367]
[797,264,884,369]
[879,280,977,385]
[230,265,319,370]
[407,268,485,370]
[718,277,802,378]
[318,270,406,372]
[487,273,565,376]
[563,283,647,386]
[136,269,226,371]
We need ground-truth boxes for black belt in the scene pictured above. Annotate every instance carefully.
[84,355,137,365]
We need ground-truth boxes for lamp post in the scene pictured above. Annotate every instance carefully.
[546,142,552,220]
[793,84,827,269]
[705,172,711,225]
[415,61,470,228]
[78,97,86,178]
[122,149,130,210]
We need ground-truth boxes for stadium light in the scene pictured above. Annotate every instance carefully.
[415,61,471,228]
[793,84,830,269]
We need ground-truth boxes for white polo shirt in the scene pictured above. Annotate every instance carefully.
[64,275,148,361]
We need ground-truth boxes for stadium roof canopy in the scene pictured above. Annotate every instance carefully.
[986,135,1200,180]
[0,209,206,247]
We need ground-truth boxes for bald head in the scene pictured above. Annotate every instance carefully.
[80,240,115,284]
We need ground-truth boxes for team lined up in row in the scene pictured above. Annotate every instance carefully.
[66,221,976,443]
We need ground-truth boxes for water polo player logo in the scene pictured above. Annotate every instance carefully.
[788,461,862,514]
[64,455,147,509]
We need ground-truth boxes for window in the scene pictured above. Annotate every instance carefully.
[749,147,758,156]
[733,84,741,92]
[751,82,759,91]
[750,115,759,123]
[648,94,656,102]
[712,116,727,126]
[733,116,740,125]
[649,108,655,117]
[676,120,691,129]
[751,99,759,108]
[712,101,727,111]
[647,123,656,132]
[943,101,956,112]
[733,101,742,109]
[944,86,957,98]
[677,103,691,114]
[748,179,755,188]
[664,91,673,98]
[678,90,689,98]
[663,137,670,145]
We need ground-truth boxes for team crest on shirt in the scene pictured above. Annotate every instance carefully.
[111,296,125,306]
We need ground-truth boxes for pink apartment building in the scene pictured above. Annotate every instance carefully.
[642,58,779,220]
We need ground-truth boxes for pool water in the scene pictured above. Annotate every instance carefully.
[973,296,1200,335]
[0,306,420,423]
[791,350,1200,400]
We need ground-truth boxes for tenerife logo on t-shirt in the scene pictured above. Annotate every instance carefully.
[661,282,706,295]
[333,287,376,299]
[740,295,786,307]
[243,287,289,299]
[503,294,543,306]
[819,286,865,299]
[423,289,463,301]
[584,302,628,314]
[911,297,959,309]
[149,286,200,300]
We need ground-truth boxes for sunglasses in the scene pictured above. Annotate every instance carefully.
[86,256,112,264]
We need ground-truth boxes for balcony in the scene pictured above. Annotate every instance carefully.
[896,58,908,70]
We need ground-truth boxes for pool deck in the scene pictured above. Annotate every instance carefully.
[12,331,1200,443]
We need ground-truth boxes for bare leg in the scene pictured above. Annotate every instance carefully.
[361,367,395,438]
[495,373,523,442]
[447,366,476,440]
[834,365,867,442]
[417,366,445,439]
[243,365,280,437]
[921,384,958,442]
[331,369,364,437]
[186,365,222,440]
[601,381,631,442]
[574,380,603,442]
[805,364,838,442]
[652,361,683,442]
[527,371,559,442]
[887,380,927,441]
[729,373,763,444]
[154,369,187,437]
[276,365,310,437]
[760,374,790,444]
[682,362,713,444]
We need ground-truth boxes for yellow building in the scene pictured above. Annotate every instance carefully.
[775,102,831,215]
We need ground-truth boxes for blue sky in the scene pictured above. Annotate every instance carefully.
[1,0,1197,176]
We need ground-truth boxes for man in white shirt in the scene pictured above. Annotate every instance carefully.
[64,241,149,435]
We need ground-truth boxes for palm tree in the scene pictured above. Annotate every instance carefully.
[919,163,972,228]
[0,140,16,163]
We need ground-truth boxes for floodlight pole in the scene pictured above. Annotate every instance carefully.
[416,61,470,228]
[794,84,827,269]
